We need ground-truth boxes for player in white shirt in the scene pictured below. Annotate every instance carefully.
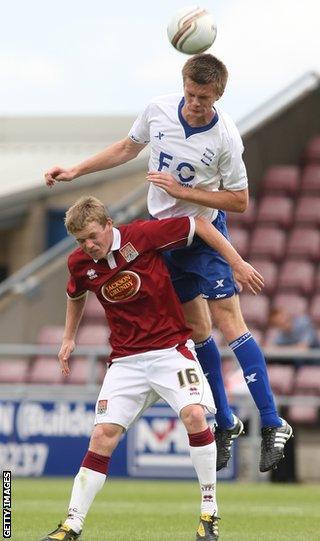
[45,54,292,473]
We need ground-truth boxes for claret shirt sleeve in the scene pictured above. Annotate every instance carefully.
[66,257,87,300]
[137,217,195,252]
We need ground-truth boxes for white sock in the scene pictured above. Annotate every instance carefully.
[189,441,218,515]
[64,467,106,533]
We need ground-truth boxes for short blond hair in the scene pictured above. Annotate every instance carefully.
[182,53,228,98]
[65,196,110,235]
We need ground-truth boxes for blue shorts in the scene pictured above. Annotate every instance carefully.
[163,211,239,304]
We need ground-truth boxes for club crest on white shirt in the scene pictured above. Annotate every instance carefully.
[119,242,139,262]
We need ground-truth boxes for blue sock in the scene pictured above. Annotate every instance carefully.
[229,332,282,427]
[195,336,234,429]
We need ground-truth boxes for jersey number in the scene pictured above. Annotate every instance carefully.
[177,368,200,388]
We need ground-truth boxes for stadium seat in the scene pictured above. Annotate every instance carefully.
[302,136,320,165]
[77,324,109,345]
[277,260,315,296]
[37,325,65,345]
[227,198,257,229]
[0,358,30,383]
[82,293,105,323]
[286,228,320,262]
[309,294,320,325]
[28,357,63,384]
[294,196,320,227]
[263,328,280,347]
[294,366,320,395]
[315,266,320,291]
[239,293,270,328]
[227,227,250,258]
[256,196,294,229]
[250,227,286,262]
[260,165,300,197]
[272,293,308,316]
[249,259,278,295]
[300,165,320,193]
[267,364,296,395]
[67,358,106,385]
[287,405,318,424]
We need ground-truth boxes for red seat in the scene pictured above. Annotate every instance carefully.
[77,324,109,345]
[82,293,105,323]
[0,358,30,383]
[300,165,320,193]
[294,366,320,395]
[239,293,270,328]
[37,325,65,345]
[29,357,63,384]
[249,259,278,295]
[272,293,308,316]
[294,196,320,227]
[227,198,257,229]
[302,136,320,165]
[277,260,315,296]
[267,364,295,395]
[315,266,320,291]
[227,227,250,258]
[287,405,318,424]
[286,228,320,262]
[68,358,106,385]
[309,294,320,325]
[261,166,300,197]
[256,196,293,229]
[250,227,286,262]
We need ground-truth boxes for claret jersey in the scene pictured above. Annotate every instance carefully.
[67,217,195,360]
[129,93,248,222]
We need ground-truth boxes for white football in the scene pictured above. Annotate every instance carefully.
[167,6,217,55]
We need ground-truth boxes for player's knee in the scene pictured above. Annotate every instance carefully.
[180,404,206,432]
[188,320,212,342]
[90,423,122,454]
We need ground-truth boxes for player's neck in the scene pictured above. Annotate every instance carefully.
[181,105,215,127]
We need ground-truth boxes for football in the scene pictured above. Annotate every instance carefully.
[167,6,217,55]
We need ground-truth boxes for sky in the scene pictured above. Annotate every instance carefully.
[1,0,319,121]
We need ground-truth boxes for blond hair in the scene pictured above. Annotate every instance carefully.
[65,196,110,235]
[182,53,228,98]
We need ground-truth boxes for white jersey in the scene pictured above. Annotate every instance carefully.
[128,93,248,222]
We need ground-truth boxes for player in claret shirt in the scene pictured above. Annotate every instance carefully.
[40,196,263,541]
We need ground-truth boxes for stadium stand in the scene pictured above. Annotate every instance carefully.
[277,260,315,296]
[300,165,320,193]
[250,227,286,261]
[0,358,30,383]
[286,228,320,262]
[256,195,294,228]
[260,165,300,197]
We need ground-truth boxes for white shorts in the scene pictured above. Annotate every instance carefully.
[95,340,215,429]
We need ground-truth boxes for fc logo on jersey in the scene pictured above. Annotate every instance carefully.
[102,271,141,303]
[119,242,139,262]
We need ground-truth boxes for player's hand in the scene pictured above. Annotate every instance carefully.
[232,261,264,295]
[45,166,77,187]
[58,339,75,376]
[147,171,185,199]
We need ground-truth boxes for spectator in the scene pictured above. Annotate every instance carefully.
[268,307,319,349]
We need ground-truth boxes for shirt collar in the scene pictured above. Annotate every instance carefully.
[93,227,121,262]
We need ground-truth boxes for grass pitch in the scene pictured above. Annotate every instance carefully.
[12,478,320,540]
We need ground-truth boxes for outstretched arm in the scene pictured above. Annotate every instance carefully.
[58,295,87,375]
[194,217,264,294]
[45,137,146,187]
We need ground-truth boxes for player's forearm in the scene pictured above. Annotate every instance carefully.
[194,217,243,267]
[72,138,144,178]
[63,296,87,340]
[181,187,248,212]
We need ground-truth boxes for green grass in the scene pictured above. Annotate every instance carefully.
[11,478,320,540]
